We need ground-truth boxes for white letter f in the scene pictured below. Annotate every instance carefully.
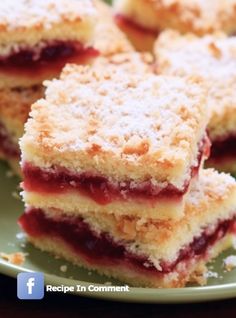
[26,277,35,295]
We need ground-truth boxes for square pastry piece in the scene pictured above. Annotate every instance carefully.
[0,0,98,88]
[0,86,44,174]
[154,31,236,174]
[20,61,209,220]
[19,169,236,287]
[113,0,236,51]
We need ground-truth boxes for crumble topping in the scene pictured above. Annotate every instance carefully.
[93,0,133,55]
[155,31,236,141]
[0,252,27,266]
[45,65,207,158]
[60,265,68,273]
[0,0,96,32]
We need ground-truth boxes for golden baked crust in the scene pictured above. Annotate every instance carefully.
[114,0,236,35]
[93,0,133,55]
[154,31,236,142]
[20,60,208,188]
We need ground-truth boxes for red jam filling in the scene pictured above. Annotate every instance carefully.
[115,14,158,36]
[19,208,236,275]
[210,135,236,161]
[22,138,208,205]
[23,163,189,205]
[0,41,99,77]
[0,121,20,159]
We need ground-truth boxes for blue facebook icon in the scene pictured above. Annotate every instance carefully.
[17,272,44,300]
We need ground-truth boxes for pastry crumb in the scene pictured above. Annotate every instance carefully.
[12,191,21,200]
[224,255,236,272]
[16,232,26,240]
[60,265,68,272]
[189,264,207,286]
[104,281,112,286]
[204,270,218,279]
[0,252,28,266]
[5,170,14,178]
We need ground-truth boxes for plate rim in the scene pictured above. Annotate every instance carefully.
[1,260,236,303]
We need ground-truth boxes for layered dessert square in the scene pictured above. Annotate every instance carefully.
[0,86,44,174]
[0,0,98,89]
[154,31,236,174]
[19,169,236,287]
[113,0,236,51]
[20,61,209,220]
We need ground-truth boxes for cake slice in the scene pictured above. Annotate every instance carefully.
[113,0,236,51]
[154,31,236,175]
[0,0,98,88]
[0,86,44,175]
[20,61,209,220]
[19,169,236,288]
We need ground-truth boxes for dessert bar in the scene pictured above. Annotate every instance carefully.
[20,61,209,220]
[0,0,98,88]
[154,31,236,174]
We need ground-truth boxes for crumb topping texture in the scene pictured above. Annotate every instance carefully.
[0,0,96,31]
[154,31,236,140]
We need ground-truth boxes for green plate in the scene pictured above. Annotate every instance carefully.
[1,161,236,303]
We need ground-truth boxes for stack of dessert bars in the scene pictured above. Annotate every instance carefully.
[0,0,133,175]
[19,58,236,288]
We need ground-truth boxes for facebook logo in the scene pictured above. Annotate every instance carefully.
[17,272,44,300]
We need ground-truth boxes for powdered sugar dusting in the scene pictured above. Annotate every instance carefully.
[155,31,236,140]
[0,0,96,31]
[188,169,236,204]
[39,63,207,160]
